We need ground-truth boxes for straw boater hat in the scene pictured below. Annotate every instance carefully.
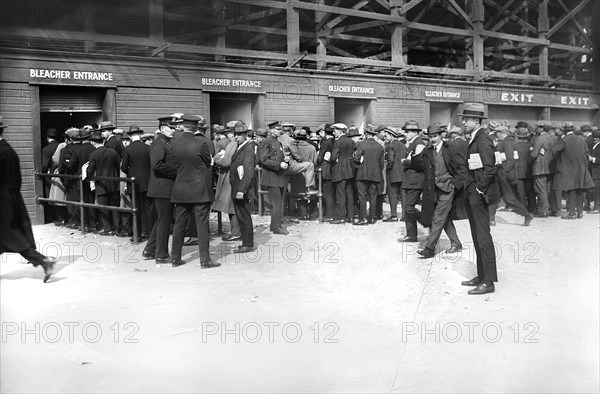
[331,123,348,132]
[459,102,487,119]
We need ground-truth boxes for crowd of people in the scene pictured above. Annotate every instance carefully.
[1,102,599,289]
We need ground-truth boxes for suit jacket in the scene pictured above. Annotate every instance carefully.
[105,136,124,160]
[465,127,499,204]
[514,139,533,179]
[58,142,80,188]
[331,135,355,182]
[171,132,214,204]
[121,140,151,194]
[230,141,256,199]
[317,136,335,180]
[385,139,406,184]
[259,135,287,188]
[590,141,600,181]
[496,138,517,183]
[41,140,59,174]
[530,132,553,176]
[353,138,384,183]
[87,145,120,195]
[0,139,37,254]
[69,142,96,175]
[147,133,177,199]
[402,136,425,190]
[553,133,594,191]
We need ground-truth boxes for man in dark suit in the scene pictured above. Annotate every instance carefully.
[87,130,120,235]
[317,124,335,221]
[170,115,218,268]
[460,103,499,295]
[353,125,384,225]
[58,127,82,228]
[143,117,178,264]
[259,122,289,235]
[230,125,256,253]
[382,126,406,222]
[329,123,355,224]
[121,125,152,239]
[400,120,426,242]
[412,125,466,258]
[514,123,535,213]
[553,122,595,219]
[41,127,63,223]
[101,121,124,160]
[0,116,57,282]
[70,126,97,232]
[531,120,554,217]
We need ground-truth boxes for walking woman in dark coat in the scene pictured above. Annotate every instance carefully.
[0,116,56,282]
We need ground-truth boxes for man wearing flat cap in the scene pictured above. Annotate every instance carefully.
[121,125,152,239]
[399,120,426,242]
[381,126,407,222]
[353,126,384,225]
[278,122,318,196]
[412,125,466,258]
[316,123,336,220]
[553,122,595,219]
[144,116,178,263]
[170,114,218,268]
[329,123,355,224]
[459,103,499,295]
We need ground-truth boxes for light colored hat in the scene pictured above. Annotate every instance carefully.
[331,123,348,130]
[459,102,487,119]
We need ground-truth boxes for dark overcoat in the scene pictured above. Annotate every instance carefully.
[590,142,600,181]
[330,135,355,182]
[402,136,425,190]
[171,132,214,204]
[147,133,177,199]
[317,136,335,181]
[465,128,499,205]
[385,139,406,184]
[353,138,384,182]
[87,145,120,196]
[121,140,151,194]
[553,133,594,191]
[259,135,287,188]
[230,141,256,199]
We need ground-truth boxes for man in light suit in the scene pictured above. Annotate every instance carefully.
[460,103,499,295]
[170,115,219,269]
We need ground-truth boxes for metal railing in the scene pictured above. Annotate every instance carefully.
[256,166,323,223]
[35,171,141,243]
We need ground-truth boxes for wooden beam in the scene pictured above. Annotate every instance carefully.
[325,44,357,59]
[327,33,390,45]
[502,61,532,73]
[554,0,593,47]
[319,20,389,37]
[248,19,285,46]
[548,42,592,53]
[322,0,371,31]
[404,21,472,36]
[489,1,526,32]
[315,0,344,31]
[390,0,405,66]
[292,1,406,24]
[287,0,300,67]
[483,0,516,29]
[547,0,590,38]
[447,0,474,29]
[538,0,549,77]
[399,0,425,14]
[481,30,547,45]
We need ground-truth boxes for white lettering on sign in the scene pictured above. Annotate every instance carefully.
[500,92,534,103]
[30,69,113,81]
[328,85,374,94]
[425,90,461,99]
[202,78,261,88]
[560,96,590,106]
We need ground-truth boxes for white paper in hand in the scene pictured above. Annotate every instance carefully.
[500,152,507,162]
[237,165,244,180]
[513,151,519,160]
[494,151,503,166]
[81,162,89,180]
[324,151,331,161]
[468,153,483,170]
[360,156,364,164]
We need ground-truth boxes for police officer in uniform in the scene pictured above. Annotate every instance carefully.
[353,125,384,225]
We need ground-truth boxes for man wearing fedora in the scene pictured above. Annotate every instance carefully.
[101,121,124,160]
[87,130,121,236]
[294,128,318,220]
[514,122,536,214]
[329,123,356,224]
[170,115,219,268]
[0,116,57,282]
[553,122,595,219]
[58,127,82,228]
[381,125,406,222]
[69,125,98,232]
[353,125,384,225]
[316,124,336,221]
[460,103,499,295]
[229,124,257,253]
[531,120,555,217]
[121,125,152,239]
[144,116,178,264]
[399,120,426,242]
[412,125,466,258]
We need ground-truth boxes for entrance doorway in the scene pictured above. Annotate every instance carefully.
[429,102,459,129]
[333,98,373,133]
[209,93,260,132]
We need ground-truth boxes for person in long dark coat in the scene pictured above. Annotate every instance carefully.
[143,117,178,264]
[329,123,355,224]
[58,127,82,228]
[382,126,406,222]
[69,126,97,232]
[399,120,426,242]
[229,126,256,253]
[170,115,219,268]
[514,124,535,213]
[317,124,335,220]
[412,125,466,258]
[588,130,600,212]
[121,125,152,238]
[553,122,595,219]
[353,126,384,225]
[41,127,62,223]
[0,116,56,282]
[259,123,289,235]
[459,103,499,295]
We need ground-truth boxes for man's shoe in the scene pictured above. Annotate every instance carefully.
[41,257,57,283]
[461,276,482,286]
[353,219,368,226]
[66,223,79,230]
[299,215,310,220]
[383,216,398,222]
[142,250,155,259]
[468,281,495,295]
[234,245,257,253]
[399,215,405,222]
[330,219,345,224]
[344,218,353,223]
[182,237,198,246]
[171,259,186,267]
[576,213,584,219]
[591,209,600,214]
[272,227,289,235]
[97,230,115,236]
[445,245,462,254]
[561,214,577,220]
[417,248,435,258]
[222,234,242,241]
[156,257,171,264]
[200,260,221,269]
[534,212,548,218]
[398,236,418,243]
[367,218,377,225]
[523,213,534,226]
[116,231,129,237]
[549,211,560,217]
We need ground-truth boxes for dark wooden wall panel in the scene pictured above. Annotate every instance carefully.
[376,99,428,128]
[265,94,330,130]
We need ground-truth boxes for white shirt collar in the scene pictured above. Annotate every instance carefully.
[435,141,443,153]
